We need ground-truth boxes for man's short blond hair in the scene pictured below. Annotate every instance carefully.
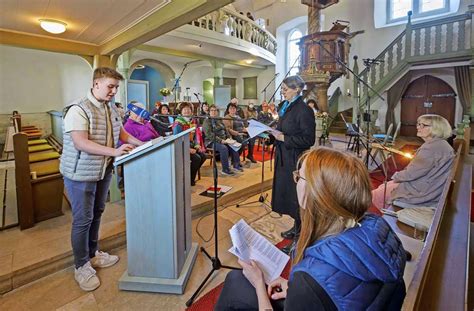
[93,67,124,82]
[418,114,452,139]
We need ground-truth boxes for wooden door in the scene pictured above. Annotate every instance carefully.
[400,75,455,136]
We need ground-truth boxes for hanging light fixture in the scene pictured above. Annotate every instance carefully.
[39,19,67,34]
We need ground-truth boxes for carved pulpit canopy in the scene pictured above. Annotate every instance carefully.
[301,0,338,9]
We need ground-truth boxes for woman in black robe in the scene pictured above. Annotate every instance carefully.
[272,75,315,254]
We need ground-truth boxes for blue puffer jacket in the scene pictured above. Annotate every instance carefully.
[291,214,406,310]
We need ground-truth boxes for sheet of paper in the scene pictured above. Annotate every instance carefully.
[115,136,163,162]
[228,219,290,283]
[247,119,282,138]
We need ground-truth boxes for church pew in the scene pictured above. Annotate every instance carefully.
[11,114,43,139]
[28,139,48,146]
[29,150,60,163]
[13,132,64,230]
[28,144,54,153]
[402,142,470,310]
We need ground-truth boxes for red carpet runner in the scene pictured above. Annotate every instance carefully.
[187,144,420,310]
[186,239,292,311]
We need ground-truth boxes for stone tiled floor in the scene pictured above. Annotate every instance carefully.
[0,191,292,310]
[0,134,423,309]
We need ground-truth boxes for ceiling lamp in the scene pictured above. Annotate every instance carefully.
[39,19,67,34]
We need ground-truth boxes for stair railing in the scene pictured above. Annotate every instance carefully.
[357,9,472,107]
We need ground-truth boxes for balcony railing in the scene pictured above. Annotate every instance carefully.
[190,8,277,55]
[357,9,472,106]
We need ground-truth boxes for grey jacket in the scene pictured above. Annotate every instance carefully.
[391,138,454,207]
[60,91,122,182]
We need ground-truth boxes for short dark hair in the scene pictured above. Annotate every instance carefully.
[159,104,170,114]
[179,102,194,112]
[93,67,124,81]
[283,75,305,91]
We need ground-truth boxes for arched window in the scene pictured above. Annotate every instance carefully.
[287,29,302,76]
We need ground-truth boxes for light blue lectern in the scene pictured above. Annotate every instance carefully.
[114,129,198,294]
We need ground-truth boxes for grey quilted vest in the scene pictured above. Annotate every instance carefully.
[60,93,122,182]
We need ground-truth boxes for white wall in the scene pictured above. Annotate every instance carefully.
[269,0,470,119]
[0,45,92,114]
[237,65,276,105]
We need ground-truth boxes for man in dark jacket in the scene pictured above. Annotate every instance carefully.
[271,75,315,254]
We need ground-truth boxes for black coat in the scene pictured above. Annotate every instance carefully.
[271,96,315,218]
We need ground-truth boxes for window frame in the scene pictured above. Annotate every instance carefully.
[386,0,450,24]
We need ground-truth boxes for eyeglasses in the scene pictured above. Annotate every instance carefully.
[293,170,306,183]
[416,122,431,128]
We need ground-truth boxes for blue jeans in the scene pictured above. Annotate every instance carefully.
[212,142,240,171]
[64,166,113,268]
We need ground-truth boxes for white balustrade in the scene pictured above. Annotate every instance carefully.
[190,8,277,55]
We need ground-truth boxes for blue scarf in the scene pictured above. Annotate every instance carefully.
[278,95,301,117]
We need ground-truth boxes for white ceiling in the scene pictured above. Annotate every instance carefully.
[0,0,170,44]
[0,0,272,69]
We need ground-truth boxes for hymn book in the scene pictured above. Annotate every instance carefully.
[229,219,290,283]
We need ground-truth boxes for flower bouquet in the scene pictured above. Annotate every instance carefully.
[315,111,329,139]
[160,87,171,97]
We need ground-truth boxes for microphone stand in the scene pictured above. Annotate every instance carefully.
[161,113,240,308]
[261,74,279,102]
[236,133,272,209]
[313,41,384,167]
[172,60,199,102]
[269,55,301,103]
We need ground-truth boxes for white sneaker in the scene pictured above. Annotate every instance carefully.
[91,250,119,268]
[74,261,100,291]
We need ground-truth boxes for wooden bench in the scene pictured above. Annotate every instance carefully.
[12,132,63,230]
[11,114,43,139]
[401,141,471,310]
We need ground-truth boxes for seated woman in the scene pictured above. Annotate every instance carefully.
[199,101,209,116]
[172,102,206,186]
[224,103,257,163]
[215,147,407,310]
[202,106,241,176]
[151,104,173,136]
[306,98,318,114]
[244,103,258,120]
[123,102,159,142]
[257,101,274,125]
[372,114,454,209]
[268,102,279,121]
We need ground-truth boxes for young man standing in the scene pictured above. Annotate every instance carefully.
[60,67,143,291]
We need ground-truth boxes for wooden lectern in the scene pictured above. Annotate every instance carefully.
[114,128,198,294]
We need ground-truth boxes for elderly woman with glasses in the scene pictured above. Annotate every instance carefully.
[215,147,407,310]
[272,75,315,254]
[372,114,455,210]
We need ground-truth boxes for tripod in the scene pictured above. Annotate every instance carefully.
[361,58,383,167]
[185,117,240,307]
[236,134,272,209]
[313,42,385,166]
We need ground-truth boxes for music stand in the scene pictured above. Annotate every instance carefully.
[185,116,241,307]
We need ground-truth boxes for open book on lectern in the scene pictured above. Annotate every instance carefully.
[114,128,195,165]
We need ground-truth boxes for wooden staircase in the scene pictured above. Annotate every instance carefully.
[329,108,353,134]
[355,9,473,110]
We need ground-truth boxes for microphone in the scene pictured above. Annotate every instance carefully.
[127,103,150,120]
[194,92,202,97]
